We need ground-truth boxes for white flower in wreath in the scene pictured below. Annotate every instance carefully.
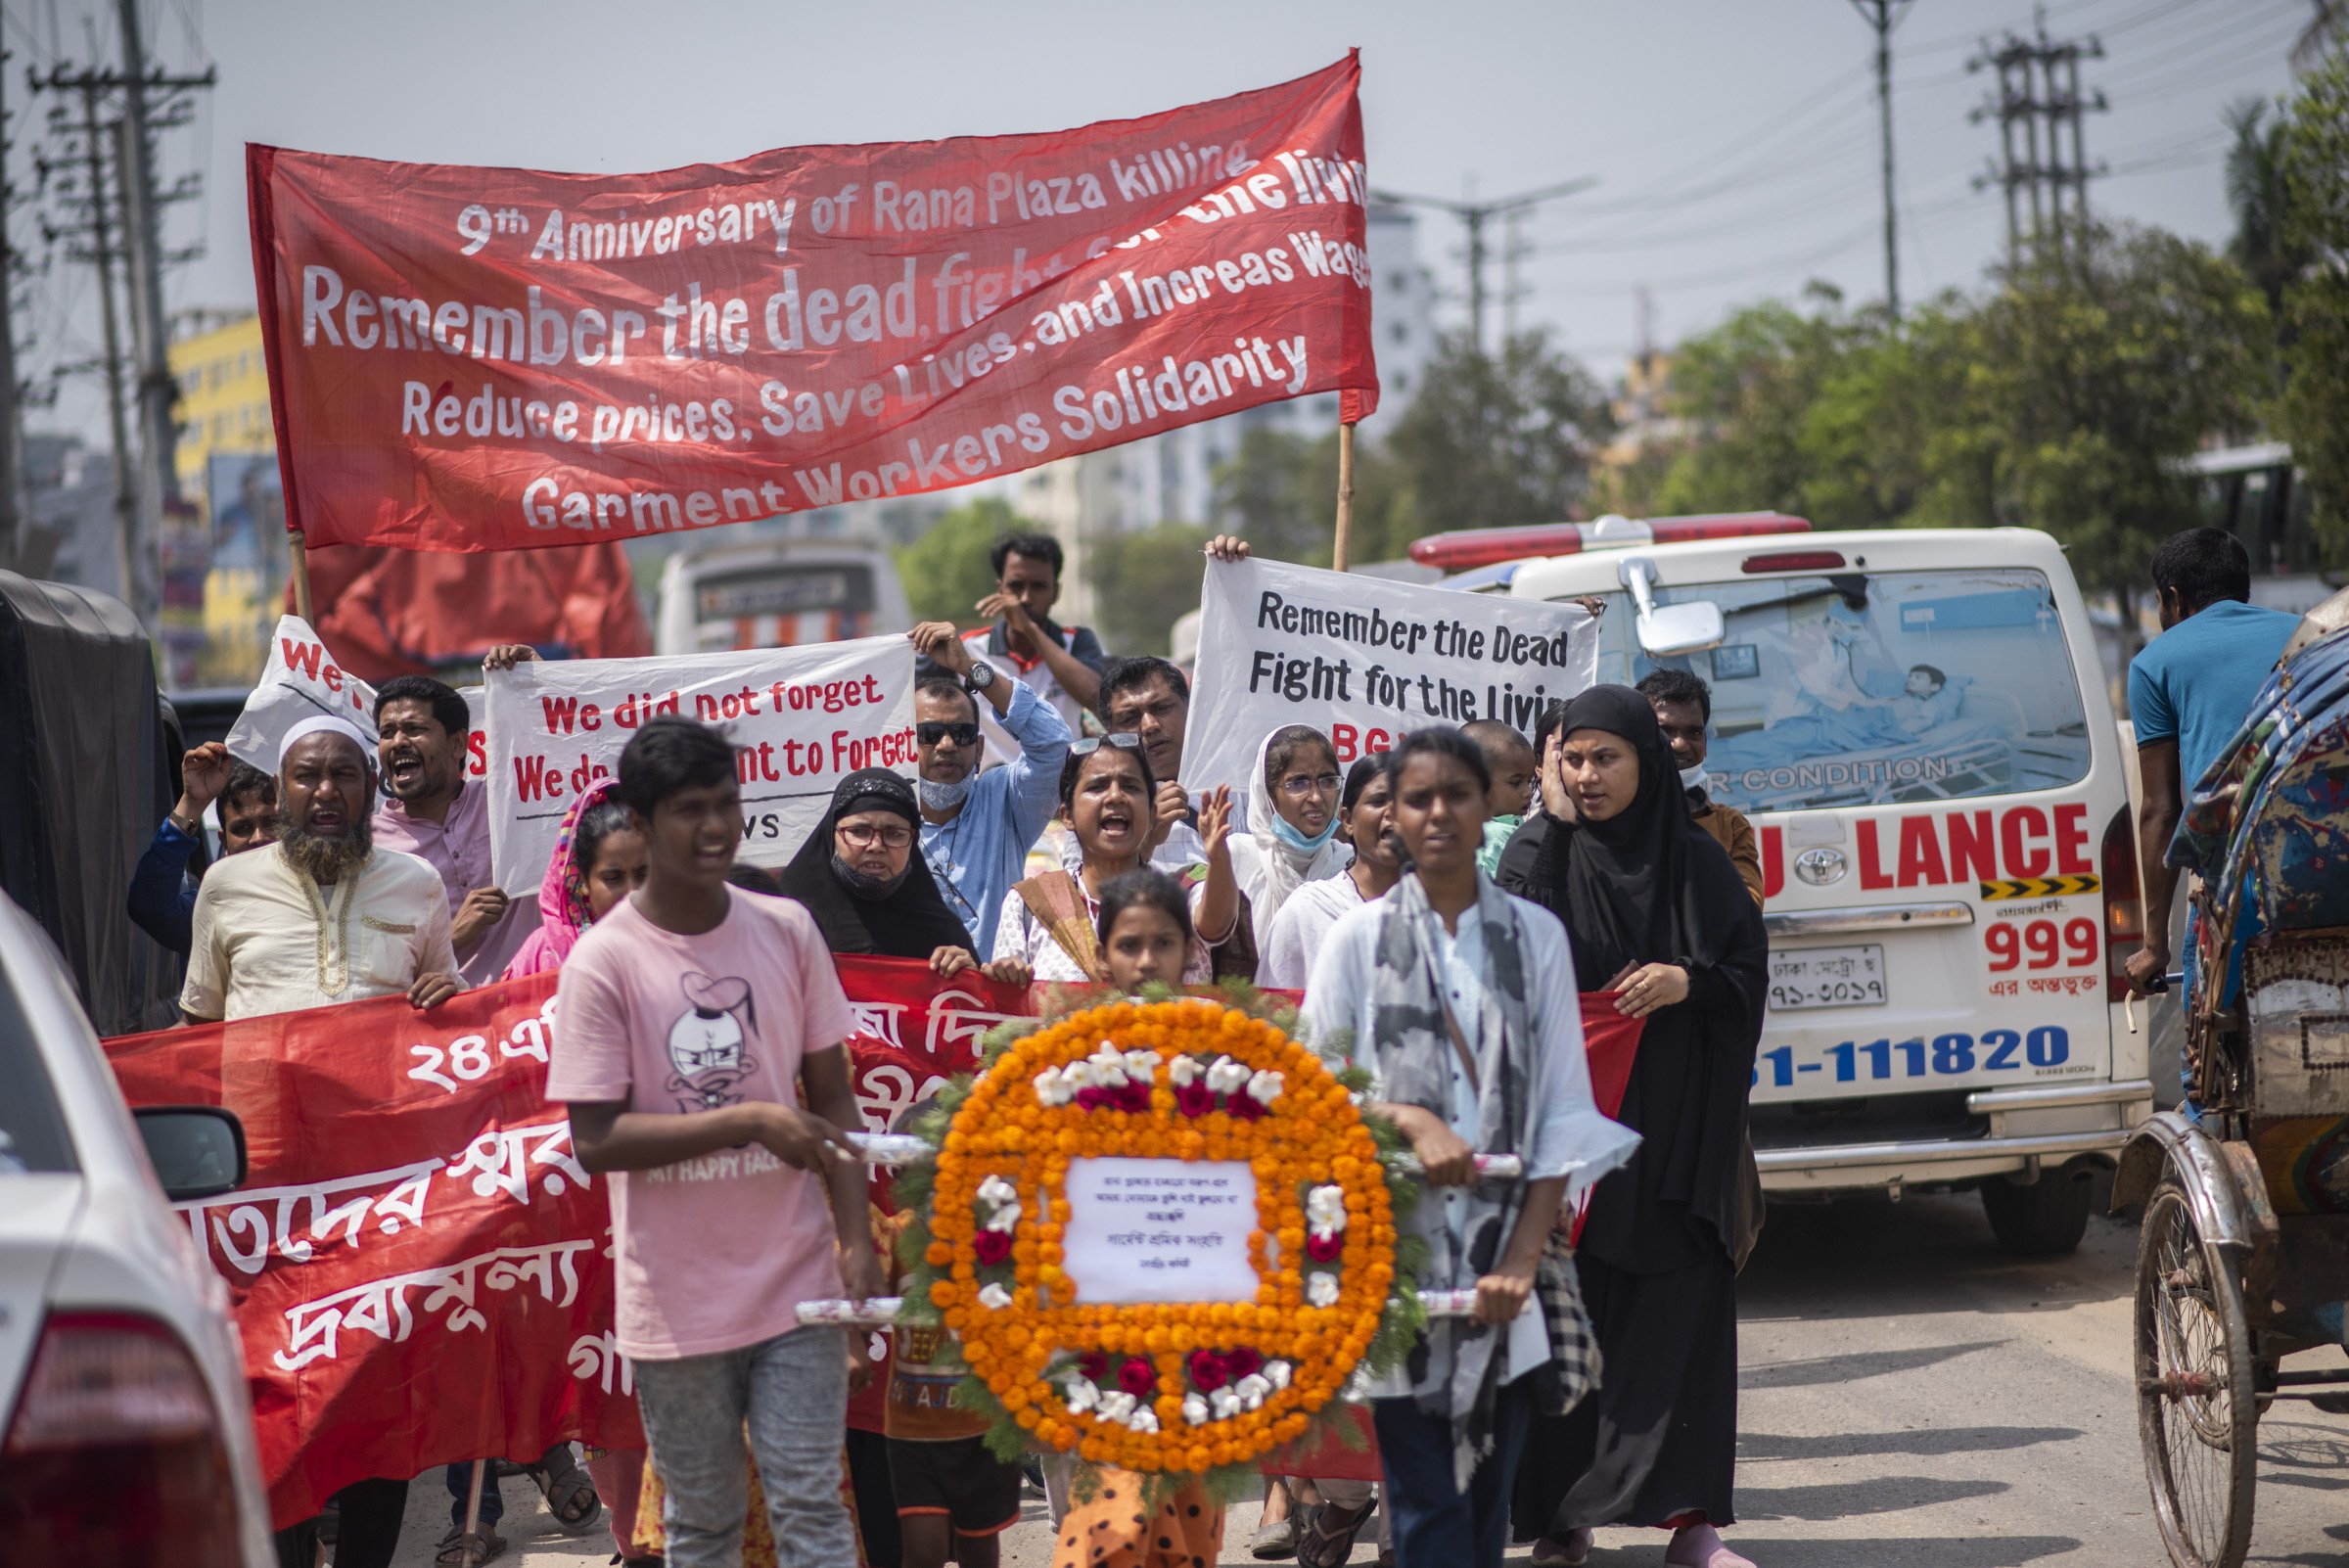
[1062,1058,1095,1090]
[1209,1386,1242,1420]
[984,1201,1022,1233]
[1064,1378,1100,1414]
[1244,1069,1284,1106]
[1205,1055,1250,1094]
[1123,1047,1162,1082]
[1236,1372,1270,1410]
[1168,1055,1204,1088]
[1181,1393,1211,1426]
[1085,1044,1129,1087]
[978,1175,1019,1209]
[1128,1406,1161,1435]
[1266,1360,1293,1391]
[1033,1066,1074,1106]
[1098,1391,1137,1423]
[1306,1185,1349,1232]
[1306,1272,1341,1309]
[977,1282,1013,1310]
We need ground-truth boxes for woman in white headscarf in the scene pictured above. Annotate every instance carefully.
[1226,723,1348,935]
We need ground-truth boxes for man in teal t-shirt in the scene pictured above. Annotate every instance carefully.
[2124,528,2297,1000]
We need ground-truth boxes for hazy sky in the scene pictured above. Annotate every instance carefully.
[4,0,2311,442]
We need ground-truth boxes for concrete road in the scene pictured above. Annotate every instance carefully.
[390,1191,2349,1568]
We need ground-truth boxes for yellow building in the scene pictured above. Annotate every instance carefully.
[169,312,282,683]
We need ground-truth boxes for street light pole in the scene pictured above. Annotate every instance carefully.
[1852,0,1915,321]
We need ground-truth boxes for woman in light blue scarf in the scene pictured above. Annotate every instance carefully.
[1227,723,1347,933]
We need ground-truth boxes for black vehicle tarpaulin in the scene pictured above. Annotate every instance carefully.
[0,571,180,1034]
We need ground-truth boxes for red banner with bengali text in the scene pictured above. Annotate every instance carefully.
[102,960,1636,1523]
[248,56,1376,554]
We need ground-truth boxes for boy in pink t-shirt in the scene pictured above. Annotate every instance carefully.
[549,716,879,1568]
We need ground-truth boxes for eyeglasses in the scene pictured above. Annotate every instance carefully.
[916,721,983,748]
[1277,772,1343,800]
[837,822,914,850]
[1068,733,1144,758]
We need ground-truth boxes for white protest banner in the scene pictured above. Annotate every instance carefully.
[1178,558,1599,794]
[225,616,485,778]
[484,634,915,898]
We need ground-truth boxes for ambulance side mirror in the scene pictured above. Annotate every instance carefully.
[1618,556,1725,658]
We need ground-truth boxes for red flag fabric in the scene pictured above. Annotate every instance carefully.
[287,540,652,682]
[248,56,1376,555]
[101,964,1632,1523]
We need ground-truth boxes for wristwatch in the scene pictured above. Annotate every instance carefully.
[964,660,999,695]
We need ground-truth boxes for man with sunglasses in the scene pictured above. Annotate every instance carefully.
[905,620,1073,952]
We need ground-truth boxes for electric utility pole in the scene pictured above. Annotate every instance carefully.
[1968,11,2105,263]
[1851,0,1916,321]
[1371,174,1598,354]
[0,52,27,572]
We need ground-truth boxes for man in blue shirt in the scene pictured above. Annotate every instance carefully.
[126,743,279,953]
[2124,527,2298,998]
[907,621,1073,952]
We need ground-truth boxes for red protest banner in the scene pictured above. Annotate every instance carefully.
[248,56,1377,555]
[102,961,1633,1522]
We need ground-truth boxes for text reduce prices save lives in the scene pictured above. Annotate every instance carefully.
[1179,557,1600,794]
[482,635,915,897]
[248,58,1377,553]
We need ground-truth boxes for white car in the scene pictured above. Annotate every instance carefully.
[0,892,274,1566]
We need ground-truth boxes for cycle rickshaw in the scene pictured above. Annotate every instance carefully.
[2114,586,2349,1568]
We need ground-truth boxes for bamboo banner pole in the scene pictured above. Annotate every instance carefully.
[289,528,313,623]
[1331,420,1357,573]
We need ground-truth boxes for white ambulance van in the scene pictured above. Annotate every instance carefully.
[1415,515,2154,1254]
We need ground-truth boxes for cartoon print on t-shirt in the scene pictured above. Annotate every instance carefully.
[665,972,759,1112]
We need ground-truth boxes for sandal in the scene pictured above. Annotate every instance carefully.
[1296,1497,1376,1568]
[435,1526,508,1567]
[526,1443,603,1536]
[1250,1512,1299,1560]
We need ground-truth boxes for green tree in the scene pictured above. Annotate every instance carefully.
[892,496,1030,624]
[2224,97,2308,318]
[2277,48,2349,559]
[1086,521,1215,657]
[1211,426,1335,566]
[1963,224,2271,600]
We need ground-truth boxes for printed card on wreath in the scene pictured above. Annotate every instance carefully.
[892,992,1419,1484]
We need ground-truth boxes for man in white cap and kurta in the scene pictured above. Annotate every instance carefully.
[181,714,463,1024]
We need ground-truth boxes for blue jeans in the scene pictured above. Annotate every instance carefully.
[1373,1376,1535,1568]
[632,1325,855,1568]
[444,1460,503,1529]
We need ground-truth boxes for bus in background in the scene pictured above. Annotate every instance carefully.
[653,539,911,657]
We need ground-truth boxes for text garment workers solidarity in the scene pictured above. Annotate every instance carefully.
[248,56,1379,553]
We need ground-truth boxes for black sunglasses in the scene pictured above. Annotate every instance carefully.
[1068,732,1144,758]
[916,721,983,748]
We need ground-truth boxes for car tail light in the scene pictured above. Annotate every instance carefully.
[1741,550,1847,574]
[2100,805,2142,1003]
[0,1311,243,1567]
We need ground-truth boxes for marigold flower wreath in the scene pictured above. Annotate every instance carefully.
[891,983,1427,1493]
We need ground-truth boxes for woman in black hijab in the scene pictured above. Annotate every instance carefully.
[779,768,1020,978]
[1499,685,1768,1568]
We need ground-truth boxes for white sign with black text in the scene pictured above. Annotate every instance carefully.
[1058,1158,1260,1306]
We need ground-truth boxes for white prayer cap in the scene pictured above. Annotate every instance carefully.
[277,715,378,769]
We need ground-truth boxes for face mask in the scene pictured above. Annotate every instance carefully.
[1680,762,1709,793]
[1269,812,1340,859]
[832,853,911,901]
[917,775,973,812]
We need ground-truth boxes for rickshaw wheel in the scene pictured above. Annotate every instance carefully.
[2137,1181,2257,1568]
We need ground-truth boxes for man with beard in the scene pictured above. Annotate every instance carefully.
[372,671,534,984]
[905,620,1071,951]
[181,716,461,1023]
[178,715,460,1568]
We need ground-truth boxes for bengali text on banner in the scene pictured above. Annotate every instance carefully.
[248,56,1377,554]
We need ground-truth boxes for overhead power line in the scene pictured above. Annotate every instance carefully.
[1371,176,1598,352]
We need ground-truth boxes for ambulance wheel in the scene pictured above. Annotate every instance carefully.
[1982,1165,2093,1256]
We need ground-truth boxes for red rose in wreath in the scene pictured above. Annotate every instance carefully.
[1224,1346,1265,1381]
[1079,1352,1110,1383]
[1226,1092,1268,1123]
[1174,1081,1217,1118]
[1118,1358,1157,1398]
[1306,1230,1344,1263]
[972,1227,1013,1267]
[1115,1080,1153,1113]
[1187,1349,1229,1391]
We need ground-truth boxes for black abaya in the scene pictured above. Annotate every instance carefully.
[1497,686,1768,1535]
[776,768,975,959]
